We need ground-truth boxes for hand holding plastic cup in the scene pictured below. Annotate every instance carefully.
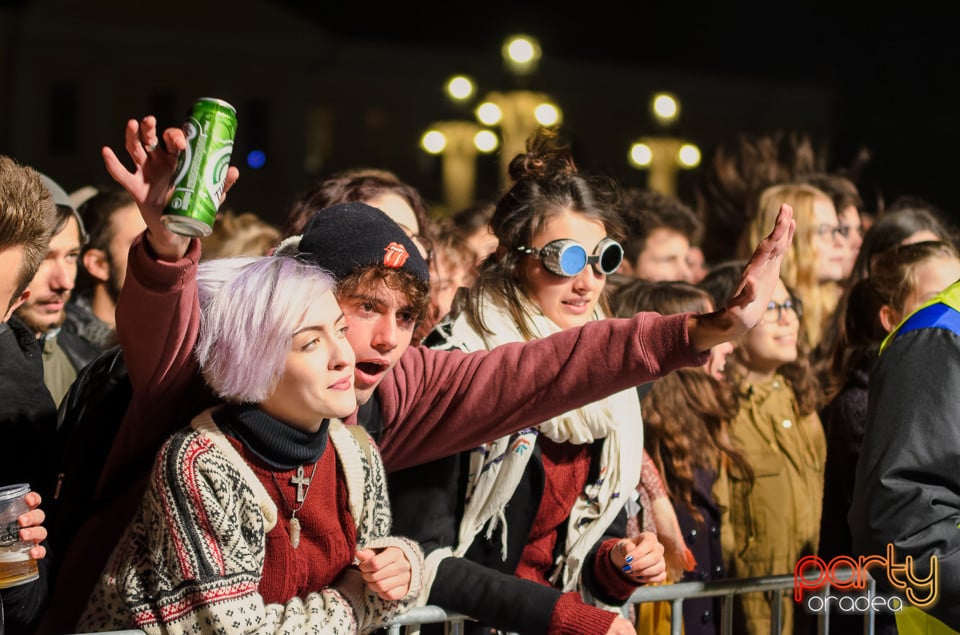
[0,484,40,589]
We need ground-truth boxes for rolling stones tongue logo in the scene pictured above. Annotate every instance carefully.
[383,242,410,268]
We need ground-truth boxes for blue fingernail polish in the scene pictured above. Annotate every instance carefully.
[622,564,632,572]
[625,556,633,564]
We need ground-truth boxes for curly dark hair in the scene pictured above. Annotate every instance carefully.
[336,266,430,325]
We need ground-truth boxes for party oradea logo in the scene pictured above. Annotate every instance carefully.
[794,544,938,615]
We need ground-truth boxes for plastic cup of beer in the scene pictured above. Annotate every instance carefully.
[0,483,39,589]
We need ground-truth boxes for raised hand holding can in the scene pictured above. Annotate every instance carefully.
[162,97,238,237]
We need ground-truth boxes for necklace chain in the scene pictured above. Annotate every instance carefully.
[270,460,320,549]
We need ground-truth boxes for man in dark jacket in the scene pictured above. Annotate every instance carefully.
[0,155,57,635]
[14,175,98,406]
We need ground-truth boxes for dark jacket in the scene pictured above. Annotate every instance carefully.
[55,328,99,374]
[818,363,871,562]
[850,296,960,631]
[0,317,57,634]
[675,467,724,635]
[62,292,117,351]
[389,440,626,635]
[820,367,897,635]
[0,316,58,502]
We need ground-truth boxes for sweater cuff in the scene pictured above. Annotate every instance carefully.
[335,567,368,614]
[128,232,201,292]
[549,591,618,635]
[364,535,426,603]
[643,311,711,371]
[594,538,640,601]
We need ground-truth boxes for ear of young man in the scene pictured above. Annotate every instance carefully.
[82,249,111,283]
[2,289,30,323]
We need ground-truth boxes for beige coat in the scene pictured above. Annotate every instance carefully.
[714,374,826,635]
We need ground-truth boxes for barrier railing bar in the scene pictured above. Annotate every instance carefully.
[769,587,783,635]
[79,567,880,635]
[722,593,735,635]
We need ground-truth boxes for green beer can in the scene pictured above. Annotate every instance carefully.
[162,97,238,237]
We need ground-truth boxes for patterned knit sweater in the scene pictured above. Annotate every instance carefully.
[76,408,425,634]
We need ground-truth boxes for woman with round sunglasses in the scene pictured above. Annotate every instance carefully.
[389,129,660,635]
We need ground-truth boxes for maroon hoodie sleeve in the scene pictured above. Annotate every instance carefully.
[98,233,211,490]
[377,311,708,471]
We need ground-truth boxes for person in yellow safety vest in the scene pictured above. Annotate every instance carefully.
[849,279,960,635]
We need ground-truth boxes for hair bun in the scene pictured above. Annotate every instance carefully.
[507,128,577,182]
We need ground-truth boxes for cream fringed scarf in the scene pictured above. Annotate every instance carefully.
[435,291,644,592]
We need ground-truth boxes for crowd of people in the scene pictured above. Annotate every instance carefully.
[0,112,957,635]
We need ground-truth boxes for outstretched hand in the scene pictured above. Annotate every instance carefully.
[101,115,240,261]
[725,202,796,328]
[689,203,795,351]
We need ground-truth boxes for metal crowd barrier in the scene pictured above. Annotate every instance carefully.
[74,568,878,635]
[381,566,878,635]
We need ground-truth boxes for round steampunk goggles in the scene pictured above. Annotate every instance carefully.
[517,237,624,277]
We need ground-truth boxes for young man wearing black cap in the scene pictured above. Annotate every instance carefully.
[43,115,795,633]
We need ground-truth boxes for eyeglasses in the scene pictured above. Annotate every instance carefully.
[762,298,802,323]
[517,238,624,277]
[815,224,850,241]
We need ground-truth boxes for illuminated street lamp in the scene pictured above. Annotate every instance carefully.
[445,75,476,103]
[421,121,498,212]
[628,139,700,196]
[478,34,562,187]
[423,35,558,206]
[628,92,699,196]
[476,90,561,185]
[651,92,680,125]
[501,34,541,76]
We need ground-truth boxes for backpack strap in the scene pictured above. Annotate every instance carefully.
[345,422,375,466]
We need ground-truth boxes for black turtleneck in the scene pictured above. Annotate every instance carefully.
[213,403,328,470]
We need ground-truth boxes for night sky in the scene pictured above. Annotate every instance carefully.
[278,2,960,219]
[3,0,957,219]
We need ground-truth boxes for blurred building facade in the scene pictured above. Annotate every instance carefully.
[0,0,835,224]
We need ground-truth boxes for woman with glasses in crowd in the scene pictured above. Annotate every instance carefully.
[737,182,847,351]
[699,262,825,635]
